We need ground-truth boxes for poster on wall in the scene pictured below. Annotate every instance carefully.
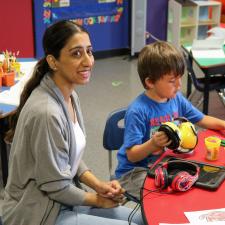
[34,0,129,57]
[43,0,124,26]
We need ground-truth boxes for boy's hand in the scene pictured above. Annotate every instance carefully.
[151,131,171,151]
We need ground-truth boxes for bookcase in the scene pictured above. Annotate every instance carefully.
[167,0,221,47]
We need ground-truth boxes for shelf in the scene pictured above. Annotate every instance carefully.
[181,22,197,28]
[194,1,221,7]
[198,20,219,26]
[167,0,221,47]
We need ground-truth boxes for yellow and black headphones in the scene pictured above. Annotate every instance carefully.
[158,117,198,153]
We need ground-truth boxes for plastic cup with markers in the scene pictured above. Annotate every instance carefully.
[12,62,21,77]
[204,136,221,161]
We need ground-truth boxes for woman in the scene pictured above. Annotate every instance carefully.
[2,20,143,225]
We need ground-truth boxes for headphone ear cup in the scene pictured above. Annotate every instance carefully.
[171,171,193,192]
[155,167,168,189]
[158,124,180,150]
[179,122,198,149]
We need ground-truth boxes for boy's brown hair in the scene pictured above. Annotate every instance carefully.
[137,41,185,89]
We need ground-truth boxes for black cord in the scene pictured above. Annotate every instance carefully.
[124,161,176,224]
[124,166,162,224]
[124,191,140,204]
[141,187,175,197]
[126,187,163,225]
[123,168,148,203]
[128,203,141,225]
[125,171,179,224]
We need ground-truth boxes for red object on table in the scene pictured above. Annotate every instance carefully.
[141,129,225,225]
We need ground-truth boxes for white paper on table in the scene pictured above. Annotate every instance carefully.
[207,27,225,39]
[191,49,225,59]
[184,208,225,224]
[192,37,224,50]
[0,61,37,106]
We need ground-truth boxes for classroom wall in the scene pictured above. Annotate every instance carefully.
[0,0,34,57]
[0,0,169,58]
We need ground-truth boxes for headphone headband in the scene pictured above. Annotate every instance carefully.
[163,160,200,176]
[173,117,189,123]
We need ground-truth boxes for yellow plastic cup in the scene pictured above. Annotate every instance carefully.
[11,62,21,77]
[204,136,221,161]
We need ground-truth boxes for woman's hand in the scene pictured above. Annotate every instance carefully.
[96,194,120,208]
[84,192,120,208]
[95,180,125,202]
[79,171,124,202]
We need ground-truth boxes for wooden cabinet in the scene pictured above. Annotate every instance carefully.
[167,0,221,47]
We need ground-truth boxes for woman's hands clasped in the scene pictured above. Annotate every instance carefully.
[96,180,125,200]
[90,180,125,208]
[81,171,125,208]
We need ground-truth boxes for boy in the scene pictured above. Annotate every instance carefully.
[115,41,225,199]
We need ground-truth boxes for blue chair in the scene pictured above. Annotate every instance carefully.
[103,107,127,180]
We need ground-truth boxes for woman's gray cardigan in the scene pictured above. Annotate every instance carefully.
[2,74,89,225]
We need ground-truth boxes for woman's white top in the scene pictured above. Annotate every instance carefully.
[72,120,86,174]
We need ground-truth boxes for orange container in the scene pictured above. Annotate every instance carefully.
[0,67,2,87]
[2,71,15,86]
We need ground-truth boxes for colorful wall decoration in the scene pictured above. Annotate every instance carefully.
[33,0,129,58]
[42,0,124,26]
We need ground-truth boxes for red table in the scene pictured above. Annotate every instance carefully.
[141,129,225,225]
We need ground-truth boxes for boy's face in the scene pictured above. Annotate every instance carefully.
[146,73,182,102]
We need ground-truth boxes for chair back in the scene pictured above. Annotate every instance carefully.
[103,107,127,180]
[183,50,205,92]
[103,107,127,151]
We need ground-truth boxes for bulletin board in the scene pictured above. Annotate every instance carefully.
[33,0,129,58]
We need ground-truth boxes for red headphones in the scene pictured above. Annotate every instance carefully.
[154,160,200,192]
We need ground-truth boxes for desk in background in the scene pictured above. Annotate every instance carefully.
[0,58,36,186]
[0,58,36,108]
[141,129,225,225]
[183,46,225,115]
